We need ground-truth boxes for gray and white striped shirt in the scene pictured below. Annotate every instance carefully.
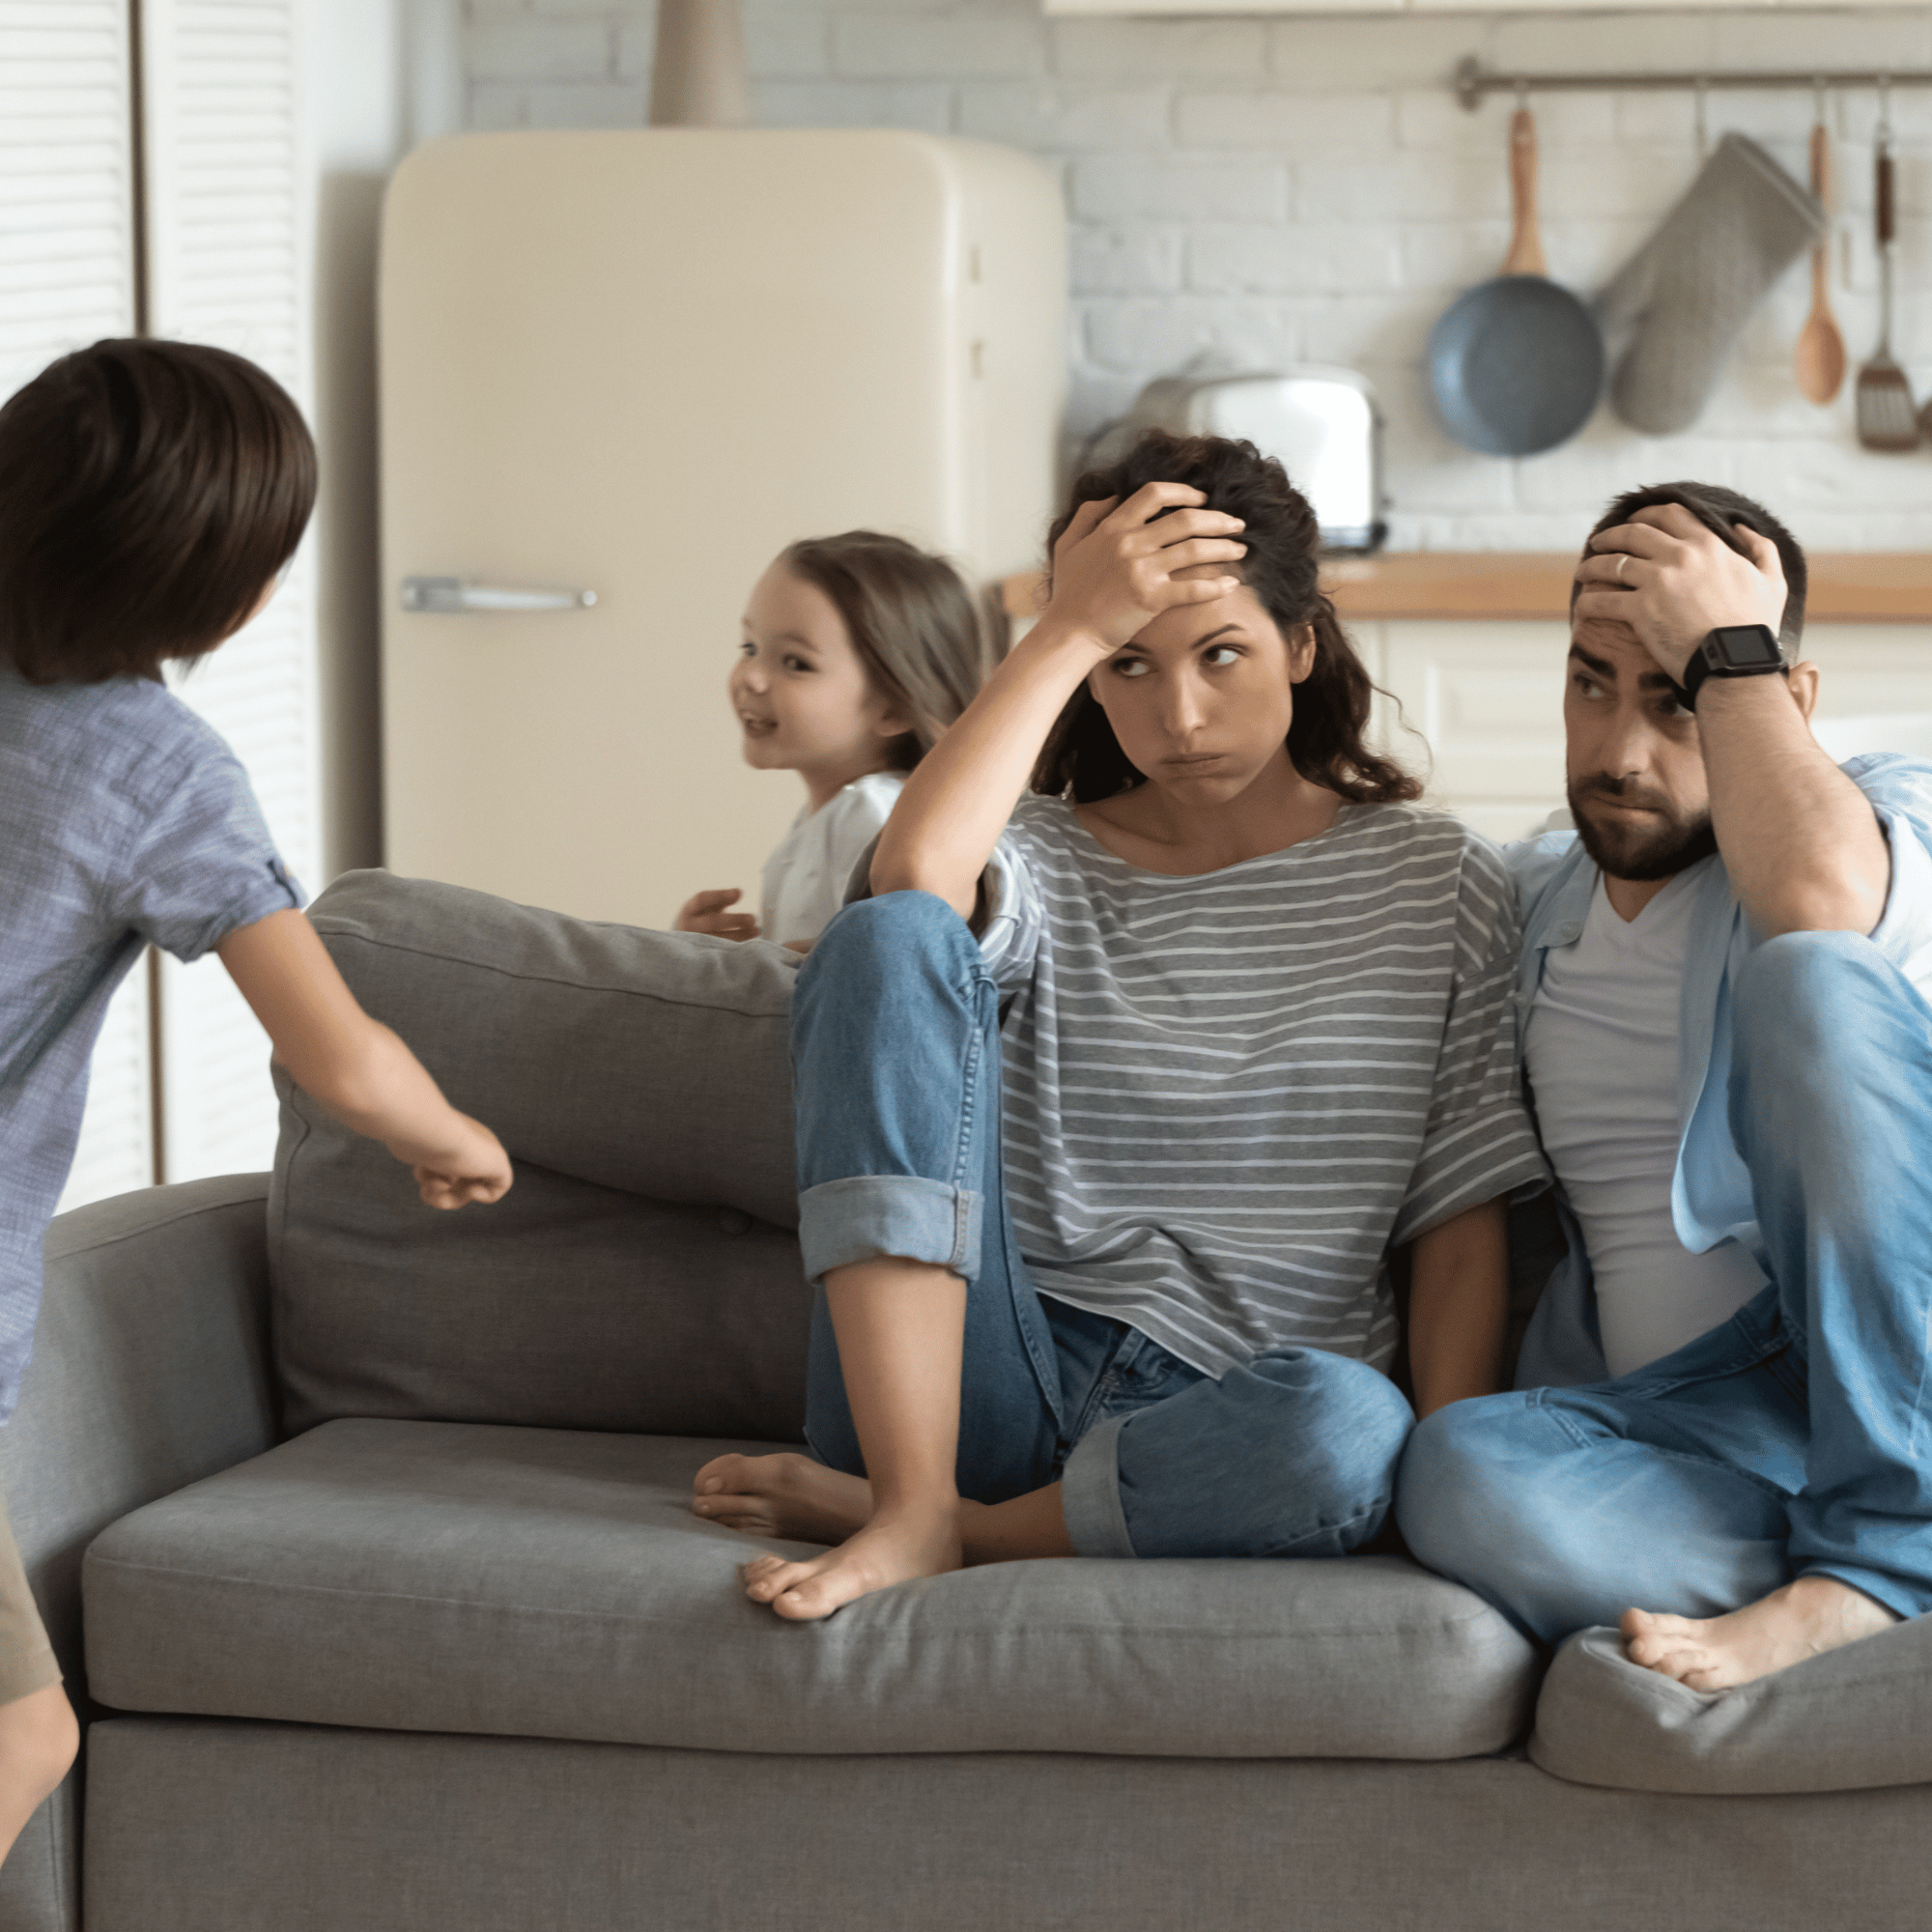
[980,795,1547,1378]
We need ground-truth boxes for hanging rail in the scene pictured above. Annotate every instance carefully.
[1454,54,1932,111]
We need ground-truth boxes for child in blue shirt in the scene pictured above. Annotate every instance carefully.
[0,339,513,1861]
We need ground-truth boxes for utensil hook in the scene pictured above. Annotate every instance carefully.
[1879,73,1893,144]
[1694,77,1710,159]
[1814,78,1827,128]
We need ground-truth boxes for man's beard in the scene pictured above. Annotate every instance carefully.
[1567,774,1718,883]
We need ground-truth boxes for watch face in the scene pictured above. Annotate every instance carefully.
[1708,624,1783,668]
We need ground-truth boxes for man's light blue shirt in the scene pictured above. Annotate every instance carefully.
[1508,753,1932,1388]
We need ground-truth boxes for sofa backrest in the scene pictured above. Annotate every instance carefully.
[270,870,810,1441]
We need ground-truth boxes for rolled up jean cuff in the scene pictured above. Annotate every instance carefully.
[797,1175,984,1288]
[1800,1561,1932,1625]
[1060,1413,1135,1558]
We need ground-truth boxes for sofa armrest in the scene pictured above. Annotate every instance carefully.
[2,1175,276,1692]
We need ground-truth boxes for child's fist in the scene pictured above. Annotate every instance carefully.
[677,888,760,941]
[411,1115,514,1210]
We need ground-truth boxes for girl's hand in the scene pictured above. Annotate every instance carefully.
[1042,482,1246,655]
[401,1113,514,1210]
[676,888,760,941]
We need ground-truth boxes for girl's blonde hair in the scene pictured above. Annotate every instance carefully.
[778,531,987,771]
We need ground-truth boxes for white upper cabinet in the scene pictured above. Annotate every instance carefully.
[1044,0,1924,12]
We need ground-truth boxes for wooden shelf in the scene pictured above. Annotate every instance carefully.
[1001,555,1932,626]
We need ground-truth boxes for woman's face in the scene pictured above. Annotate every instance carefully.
[728,563,906,780]
[1087,570,1315,808]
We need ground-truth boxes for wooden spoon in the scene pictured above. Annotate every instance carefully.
[1795,123,1847,406]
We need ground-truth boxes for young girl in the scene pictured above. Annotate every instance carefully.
[693,432,1549,1621]
[675,531,985,952]
[0,340,512,1856]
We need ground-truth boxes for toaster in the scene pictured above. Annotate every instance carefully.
[1086,367,1387,555]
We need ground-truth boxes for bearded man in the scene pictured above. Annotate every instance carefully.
[1395,483,1932,1690]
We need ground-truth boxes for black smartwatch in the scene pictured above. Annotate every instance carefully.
[1674,624,1787,711]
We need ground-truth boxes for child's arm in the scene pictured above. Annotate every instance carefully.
[1404,1198,1509,1418]
[870,484,1244,916]
[676,888,759,941]
[216,909,512,1209]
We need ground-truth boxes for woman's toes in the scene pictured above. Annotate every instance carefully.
[695,1453,748,1497]
[742,1556,810,1603]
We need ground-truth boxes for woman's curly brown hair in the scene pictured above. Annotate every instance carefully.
[1033,431,1420,806]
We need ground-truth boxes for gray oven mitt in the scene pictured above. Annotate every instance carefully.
[1596,132,1827,435]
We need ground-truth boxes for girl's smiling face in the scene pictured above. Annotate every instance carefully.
[1088,571,1315,808]
[729,563,908,788]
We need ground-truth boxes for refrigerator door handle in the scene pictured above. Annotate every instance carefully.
[401,576,599,613]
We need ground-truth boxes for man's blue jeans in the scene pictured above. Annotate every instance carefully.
[1396,929,1932,1644]
[792,892,1413,1560]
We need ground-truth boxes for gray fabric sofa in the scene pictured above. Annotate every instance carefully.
[7,869,1932,1932]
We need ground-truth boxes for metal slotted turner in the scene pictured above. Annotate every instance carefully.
[1857,118,1918,451]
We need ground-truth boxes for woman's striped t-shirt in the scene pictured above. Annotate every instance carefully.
[978,794,1548,1378]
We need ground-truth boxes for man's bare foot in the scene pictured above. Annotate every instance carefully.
[691,1452,872,1544]
[739,1503,962,1621]
[1622,1576,1901,1690]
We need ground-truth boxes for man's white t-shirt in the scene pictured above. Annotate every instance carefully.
[760,771,905,949]
[1523,861,1767,1377]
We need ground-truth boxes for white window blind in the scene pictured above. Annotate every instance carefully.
[0,1,152,1214]
[143,0,318,1184]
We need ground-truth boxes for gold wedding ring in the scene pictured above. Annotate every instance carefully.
[1615,554,1630,582]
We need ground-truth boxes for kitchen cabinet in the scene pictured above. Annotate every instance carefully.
[1043,0,1927,14]
[1354,620,1932,844]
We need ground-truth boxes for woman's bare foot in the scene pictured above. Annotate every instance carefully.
[1622,1576,1900,1690]
[691,1452,872,1544]
[739,1502,962,1621]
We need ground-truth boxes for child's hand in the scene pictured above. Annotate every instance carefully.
[677,888,760,941]
[401,1113,514,1210]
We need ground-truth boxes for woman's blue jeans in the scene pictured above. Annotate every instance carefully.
[791,892,1413,1560]
[1396,930,1932,1644]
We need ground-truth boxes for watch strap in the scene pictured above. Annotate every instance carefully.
[1675,625,1787,711]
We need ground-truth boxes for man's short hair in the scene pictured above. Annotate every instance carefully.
[1571,480,1807,659]
[0,338,315,685]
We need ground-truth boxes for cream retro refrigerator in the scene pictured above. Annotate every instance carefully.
[379,129,1065,926]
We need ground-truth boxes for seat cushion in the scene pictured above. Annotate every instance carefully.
[276,871,810,1437]
[1529,1621,1932,1795]
[85,1419,1540,1761]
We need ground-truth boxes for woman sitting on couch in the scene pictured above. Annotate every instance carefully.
[693,432,1548,1620]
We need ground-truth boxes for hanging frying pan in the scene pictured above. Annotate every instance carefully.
[1429,108,1605,457]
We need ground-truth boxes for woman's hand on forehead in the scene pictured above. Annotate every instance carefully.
[1045,481,1246,657]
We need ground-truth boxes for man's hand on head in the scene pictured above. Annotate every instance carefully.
[1573,503,1787,685]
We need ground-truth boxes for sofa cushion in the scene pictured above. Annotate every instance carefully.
[1529,1621,1932,1794]
[84,1418,1540,1760]
[275,871,809,1436]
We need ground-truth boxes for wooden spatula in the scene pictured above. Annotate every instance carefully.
[1856,129,1918,450]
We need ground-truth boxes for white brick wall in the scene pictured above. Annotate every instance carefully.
[461,1,1932,549]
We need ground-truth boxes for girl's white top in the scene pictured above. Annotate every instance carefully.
[760,770,907,948]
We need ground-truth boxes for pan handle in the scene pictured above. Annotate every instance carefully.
[1503,108,1547,278]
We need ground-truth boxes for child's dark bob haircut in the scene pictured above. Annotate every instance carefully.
[1034,431,1419,806]
[0,338,316,685]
